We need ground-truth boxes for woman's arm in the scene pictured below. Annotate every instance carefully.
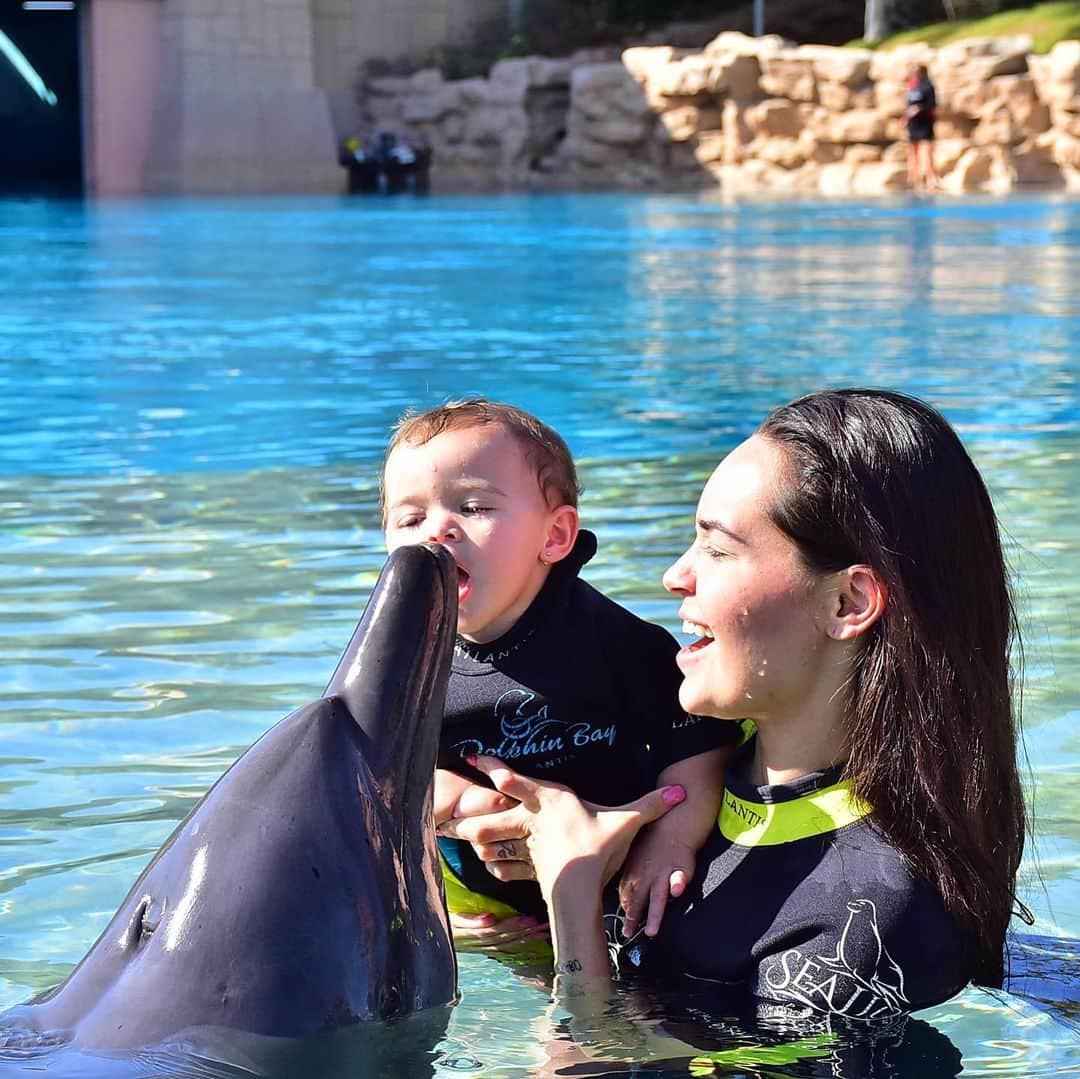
[440,755,686,986]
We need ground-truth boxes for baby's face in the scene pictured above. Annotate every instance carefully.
[383,424,559,644]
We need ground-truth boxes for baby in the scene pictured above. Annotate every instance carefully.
[382,399,734,939]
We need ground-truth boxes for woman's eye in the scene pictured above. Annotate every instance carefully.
[699,541,729,561]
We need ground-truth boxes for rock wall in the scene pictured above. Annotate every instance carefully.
[359,33,1080,194]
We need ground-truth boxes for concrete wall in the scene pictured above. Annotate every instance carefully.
[84,0,506,195]
[82,0,160,195]
[312,0,508,138]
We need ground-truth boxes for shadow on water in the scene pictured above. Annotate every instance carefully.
[0,1007,451,1078]
[1007,933,1080,1031]
[3,939,1080,1078]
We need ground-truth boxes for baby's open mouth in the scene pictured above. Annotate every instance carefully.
[456,566,471,602]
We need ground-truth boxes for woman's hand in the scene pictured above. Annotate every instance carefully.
[440,755,686,981]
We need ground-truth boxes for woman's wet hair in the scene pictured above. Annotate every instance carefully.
[759,388,1026,987]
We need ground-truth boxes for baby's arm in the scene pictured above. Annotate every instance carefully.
[618,747,728,938]
[434,768,474,830]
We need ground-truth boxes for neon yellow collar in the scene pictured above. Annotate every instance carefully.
[719,780,872,847]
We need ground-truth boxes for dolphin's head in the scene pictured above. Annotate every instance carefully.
[6,543,459,1049]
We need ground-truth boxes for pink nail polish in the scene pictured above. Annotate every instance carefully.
[662,785,686,806]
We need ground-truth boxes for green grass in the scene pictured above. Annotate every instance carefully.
[849,1,1080,54]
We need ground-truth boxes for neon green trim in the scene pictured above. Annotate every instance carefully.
[719,780,872,847]
[732,718,757,748]
[689,1033,837,1073]
[440,853,521,918]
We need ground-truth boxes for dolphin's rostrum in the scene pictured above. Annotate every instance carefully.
[1,542,459,1051]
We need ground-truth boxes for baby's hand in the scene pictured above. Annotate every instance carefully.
[618,828,696,939]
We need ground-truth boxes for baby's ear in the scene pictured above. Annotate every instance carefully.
[542,505,579,564]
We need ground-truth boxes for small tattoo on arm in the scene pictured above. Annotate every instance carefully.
[554,958,583,975]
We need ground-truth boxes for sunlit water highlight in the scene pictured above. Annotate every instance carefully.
[0,192,1077,1076]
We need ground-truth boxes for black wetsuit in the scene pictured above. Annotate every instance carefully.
[906,80,936,142]
[619,743,970,1018]
[439,530,735,918]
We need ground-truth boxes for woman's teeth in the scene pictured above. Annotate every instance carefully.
[682,621,713,639]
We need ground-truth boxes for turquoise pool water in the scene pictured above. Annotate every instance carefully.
[0,192,1077,1076]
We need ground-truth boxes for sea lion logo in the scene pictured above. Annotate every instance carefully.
[763,898,911,1019]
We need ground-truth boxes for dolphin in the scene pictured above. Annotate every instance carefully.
[0,541,459,1052]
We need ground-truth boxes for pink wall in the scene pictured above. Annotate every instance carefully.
[82,0,160,196]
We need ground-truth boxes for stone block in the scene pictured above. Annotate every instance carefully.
[464,106,521,147]
[874,80,910,117]
[402,85,462,124]
[1010,134,1064,185]
[844,144,883,165]
[818,160,857,196]
[693,132,727,164]
[808,46,872,88]
[1051,107,1080,139]
[712,54,762,103]
[942,145,1012,192]
[440,111,466,144]
[934,114,975,140]
[753,136,806,169]
[937,35,1031,81]
[759,53,816,102]
[744,98,804,139]
[932,138,969,173]
[704,31,785,58]
[852,161,908,194]
[812,108,888,145]
[1029,41,1080,112]
[1052,132,1080,170]
[660,105,724,142]
[869,44,934,86]
[802,133,844,164]
[653,56,718,99]
[621,46,677,85]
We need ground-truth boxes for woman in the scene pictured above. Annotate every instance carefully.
[443,389,1027,1018]
[905,64,939,192]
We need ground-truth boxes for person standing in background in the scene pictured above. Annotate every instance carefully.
[905,64,939,193]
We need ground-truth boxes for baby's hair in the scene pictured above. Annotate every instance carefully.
[382,398,581,513]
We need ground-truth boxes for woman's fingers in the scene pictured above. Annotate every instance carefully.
[484,859,537,882]
[465,754,549,809]
[624,783,687,826]
[439,804,529,845]
[472,837,527,863]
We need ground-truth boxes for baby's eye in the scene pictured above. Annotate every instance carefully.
[460,503,492,516]
[395,514,423,529]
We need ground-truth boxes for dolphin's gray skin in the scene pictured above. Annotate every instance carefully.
[1,542,458,1052]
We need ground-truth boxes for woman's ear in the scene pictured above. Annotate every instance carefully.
[542,505,579,565]
[825,565,888,641]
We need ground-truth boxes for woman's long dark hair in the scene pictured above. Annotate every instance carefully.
[759,389,1025,987]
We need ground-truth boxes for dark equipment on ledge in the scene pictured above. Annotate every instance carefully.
[341,131,431,194]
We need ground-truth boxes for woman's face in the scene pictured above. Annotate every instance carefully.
[663,435,835,722]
